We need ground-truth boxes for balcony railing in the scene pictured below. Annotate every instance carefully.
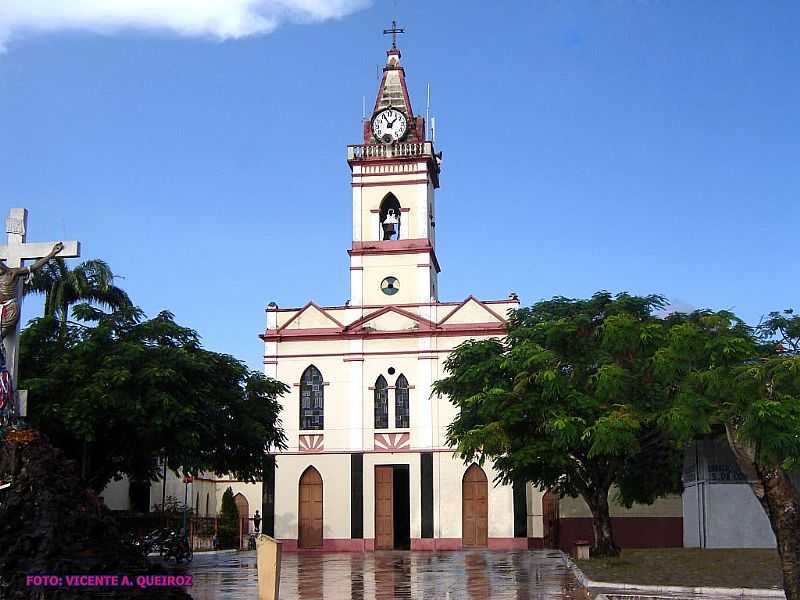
[347,142,434,161]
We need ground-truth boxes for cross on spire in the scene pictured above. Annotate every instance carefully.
[383,20,405,50]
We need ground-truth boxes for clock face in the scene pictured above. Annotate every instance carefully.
[381,276,400,295]
[372,108,408,144]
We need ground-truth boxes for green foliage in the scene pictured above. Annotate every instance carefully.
[153,495,190,515]
[434,291,685,514]
[23,257,133,337]
[657,309,800,470]
[218,487,239,549]
[20,307,288,492]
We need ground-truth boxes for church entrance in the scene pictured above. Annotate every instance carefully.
[542,489,560,548]
[298,467,323,549]
[374,465,410,550]
[462,464,488,548]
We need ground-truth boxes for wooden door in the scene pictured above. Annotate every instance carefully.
[462,464,488,547]
[542,489,560,548]
[375,466,394,550]
[298,467,323,548]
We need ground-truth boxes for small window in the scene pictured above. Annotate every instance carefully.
[300,365,324,430]
[374,375,388,429]
[395,374,410,428]
[381,276,400,295]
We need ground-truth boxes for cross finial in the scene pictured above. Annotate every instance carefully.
[383,19,405,50]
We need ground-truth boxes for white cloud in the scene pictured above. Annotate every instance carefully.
[0,0,369,49]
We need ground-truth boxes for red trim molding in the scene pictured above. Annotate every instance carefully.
[278,537,531,552]
[439,295,506,325]
[277,447,457,456]
[352,178,429,188]
[268,299,518,313]
[278,301,344,331]
[263,323,506,343]
[345,305,437,332]
[276,538,368,552]
[265,346,492,360]
[348,244,441,274]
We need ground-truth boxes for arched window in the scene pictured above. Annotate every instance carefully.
[374,375,389,429]
[379,193,402,240]
[395,374,410,428]
[300,365,324,430]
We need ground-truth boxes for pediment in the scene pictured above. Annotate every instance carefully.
[279,302,342,331]
[346,306,436,333]
[439,296,504,326]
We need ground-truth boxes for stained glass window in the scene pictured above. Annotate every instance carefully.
[374,375,389,429]
[300,365,324,430]
[395,374,410,428]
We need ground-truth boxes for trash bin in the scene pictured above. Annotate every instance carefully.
[574,539,590,560]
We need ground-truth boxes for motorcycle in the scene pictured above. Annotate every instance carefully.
[131,528,192,563]
[162,530,193,564]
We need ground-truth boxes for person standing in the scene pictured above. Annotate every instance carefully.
[253,510,261,533]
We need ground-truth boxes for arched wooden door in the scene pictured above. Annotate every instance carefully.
[298,467,323,548]
[542,490,560,548]
[234,493,250,538]
[462,464,488,548]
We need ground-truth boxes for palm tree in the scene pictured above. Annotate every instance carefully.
[24,257,132,335]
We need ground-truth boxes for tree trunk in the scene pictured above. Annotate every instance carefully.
[584,487,620,557]
[756,464,800,600]
[726,422,800,600]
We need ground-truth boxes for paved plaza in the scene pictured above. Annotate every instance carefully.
[187,550,588,600]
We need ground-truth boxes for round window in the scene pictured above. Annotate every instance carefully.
[381,276,399,296]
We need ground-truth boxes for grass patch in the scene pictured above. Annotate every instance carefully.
[577,548,782,590]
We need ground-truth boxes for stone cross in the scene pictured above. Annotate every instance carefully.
[0,208,80,416]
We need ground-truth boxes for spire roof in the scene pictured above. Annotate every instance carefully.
[373,21,412,117]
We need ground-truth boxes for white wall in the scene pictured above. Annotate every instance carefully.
[100,478,130,511]
[274,454,351,540]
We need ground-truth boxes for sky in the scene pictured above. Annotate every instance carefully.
[1,1,798,371]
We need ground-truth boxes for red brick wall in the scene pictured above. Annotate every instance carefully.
[558,516,682,554]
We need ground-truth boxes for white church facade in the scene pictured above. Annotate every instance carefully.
[258,41,544,551]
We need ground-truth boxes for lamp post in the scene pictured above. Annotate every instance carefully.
[182,474,192,534]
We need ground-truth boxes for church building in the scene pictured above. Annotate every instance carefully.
[259,39,539,551]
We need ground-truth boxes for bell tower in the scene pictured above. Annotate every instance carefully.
[347,28,442,307]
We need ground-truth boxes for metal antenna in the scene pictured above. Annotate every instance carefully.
[362,96,366,120]
[431,116,436,143]
[426,84,431,140]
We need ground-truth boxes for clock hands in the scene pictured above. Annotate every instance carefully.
[373,109,405,142]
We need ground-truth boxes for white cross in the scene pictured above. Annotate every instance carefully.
[0,208,80,416]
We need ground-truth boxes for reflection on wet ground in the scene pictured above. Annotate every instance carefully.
[187,549,588,600]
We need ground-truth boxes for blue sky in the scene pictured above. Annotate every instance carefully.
[1,1,798,370]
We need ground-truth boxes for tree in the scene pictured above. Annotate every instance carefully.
[433,292,684,557]
[218,487,239,549]
[24,257,132,336]
[20,306,288,493]
[657,309,800,599]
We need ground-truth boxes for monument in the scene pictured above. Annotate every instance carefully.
[0,208,79,421]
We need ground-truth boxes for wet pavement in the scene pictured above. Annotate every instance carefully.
[187,549,588,600]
